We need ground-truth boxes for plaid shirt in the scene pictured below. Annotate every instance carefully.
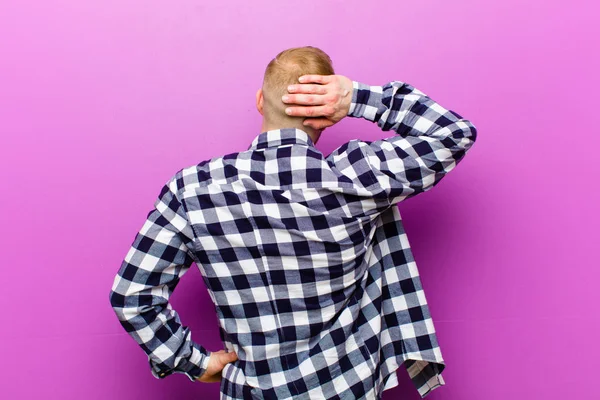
[110,80,477,399]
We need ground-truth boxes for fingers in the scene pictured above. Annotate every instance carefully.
[217,350,238,363]
[282,93,328,106]
[285,105,334,118]
[298,75,333,85]
[287,84,327,95]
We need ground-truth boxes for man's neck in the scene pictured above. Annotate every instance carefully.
[261,120,319,145]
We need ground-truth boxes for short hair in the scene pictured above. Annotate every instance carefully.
[262,46,334,120]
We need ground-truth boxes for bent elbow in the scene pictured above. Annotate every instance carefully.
[463,120,478,143]
[109,289,127,318]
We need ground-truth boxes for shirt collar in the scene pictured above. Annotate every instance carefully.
[248,128,315,151]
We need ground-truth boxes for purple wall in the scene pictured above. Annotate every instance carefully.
[1,1,598,399]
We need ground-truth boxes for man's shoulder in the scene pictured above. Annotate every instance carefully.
[169,149,252,193]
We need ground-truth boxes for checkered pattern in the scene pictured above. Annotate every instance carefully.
[110,80,477,399]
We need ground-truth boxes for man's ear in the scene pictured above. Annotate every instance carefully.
[256,88,264,116]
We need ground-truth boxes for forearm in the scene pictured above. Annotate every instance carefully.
[109,174,210,381]
[348,80,477,145]
[347,80,477,200]
[110,280,210,380]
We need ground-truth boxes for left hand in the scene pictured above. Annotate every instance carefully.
[282,74,353,130]
[196,349,238,383]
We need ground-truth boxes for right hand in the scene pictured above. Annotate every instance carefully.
[196,349,238,383]
[282,74,353,130]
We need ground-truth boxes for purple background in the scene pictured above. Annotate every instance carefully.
[1,1,598,399]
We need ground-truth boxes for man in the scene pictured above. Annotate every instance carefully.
[109,46,477,399]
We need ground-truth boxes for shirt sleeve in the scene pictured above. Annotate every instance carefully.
[344,80,477,204]
[109,173,210,381]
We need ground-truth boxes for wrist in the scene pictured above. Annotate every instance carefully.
[347,81,383,121]
[178,343,211,382]
[348,81,371,117]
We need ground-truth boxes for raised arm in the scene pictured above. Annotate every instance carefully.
[109,174,211,381]
[284,75,477,203]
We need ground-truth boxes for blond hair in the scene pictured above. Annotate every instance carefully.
[262,46,334,121]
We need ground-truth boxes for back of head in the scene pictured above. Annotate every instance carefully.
[262,46,334,125]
